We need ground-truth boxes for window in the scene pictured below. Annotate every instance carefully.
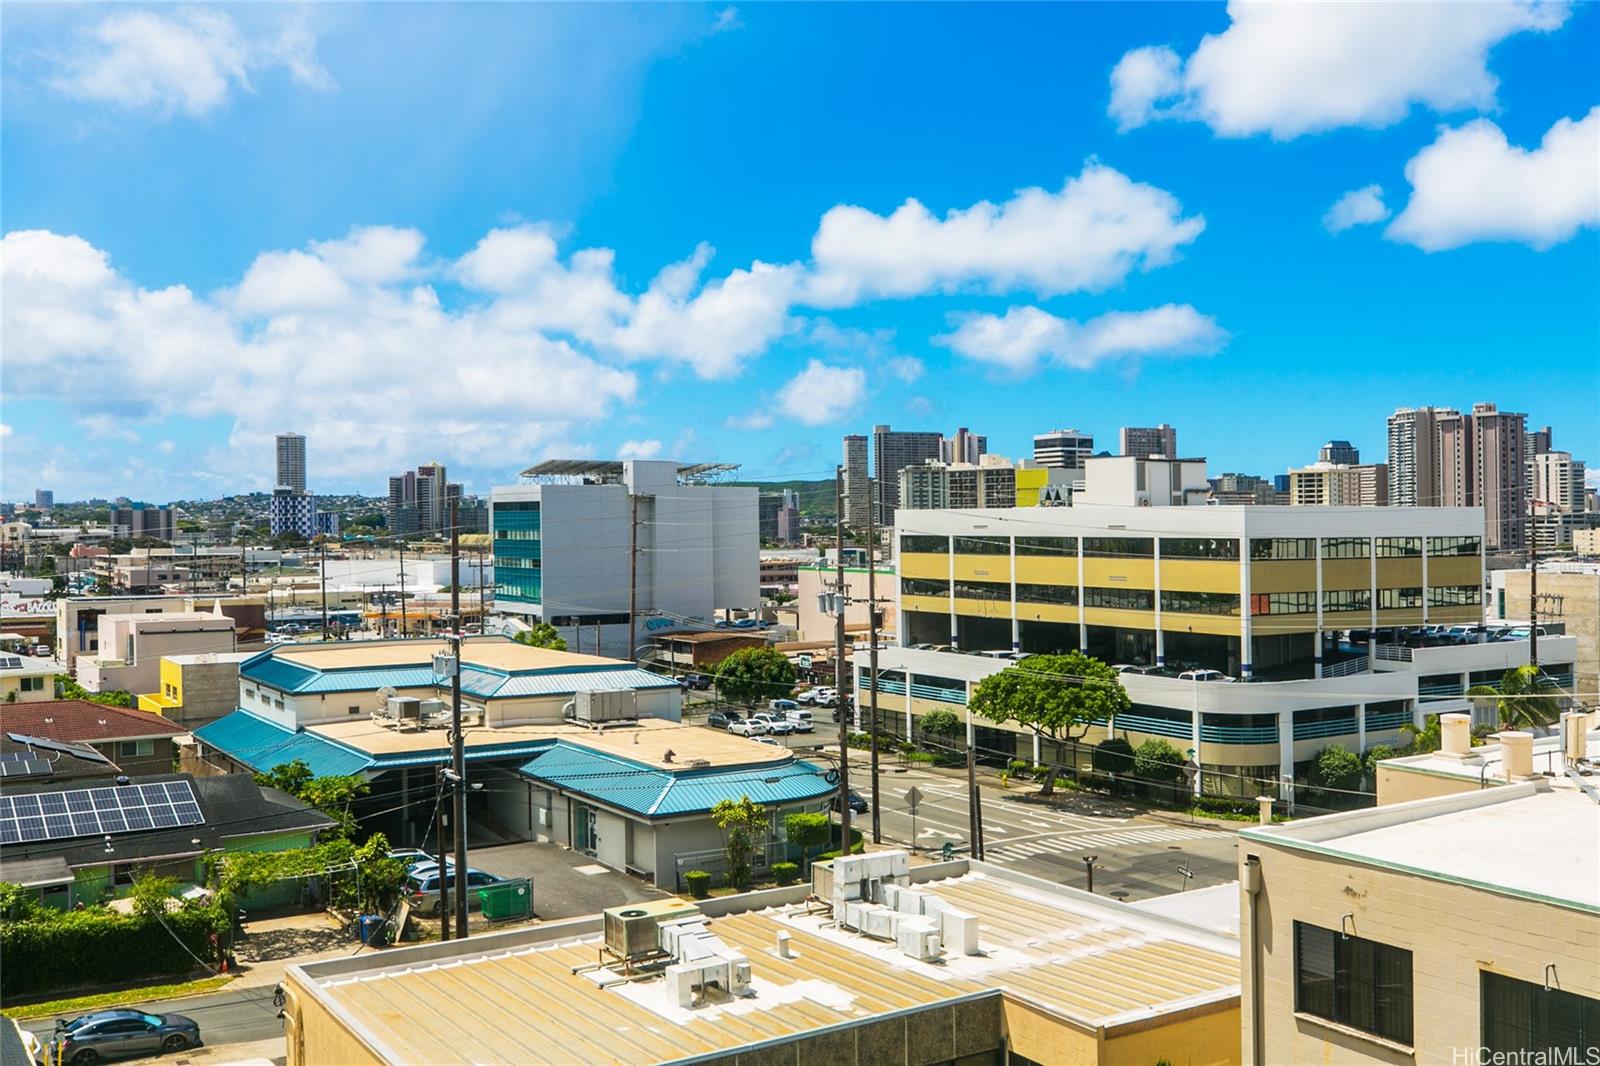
[952,580,1009,601]
[1295,921,1413,1046]
[112,863,138,886]
[1323,589,1371,613]
[1083,537,1153,559]
[348,705,361,715]
[1322,537,1371,560]
[1377,587,1424,610]
[954,536,1008,555]
[900,535,949,555]
[1374,537,1422,558]
[21,676,45,692]
[1082,586,1154,611]
[1161,591,1240,616]
[1482,971,1600,1058]
[1014,536,1076,556]
[1427,536,1481,557]
[1251,538,1316,561]
[495,501,541,512]
[902,578,951,598]
[118,739,154,758]
[1016,583,1077,606]
[1160,537,1239,560]
[1428,584,1482,607]
[1250,591,1318,615]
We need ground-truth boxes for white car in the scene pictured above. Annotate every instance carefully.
[748,713,797,736]
[810,689,839,707]
[1178,669,1235,683]
[728,719,770,737]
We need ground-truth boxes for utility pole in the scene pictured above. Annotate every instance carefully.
[397,542,408,638]
[475,548,487,634]
[318,542,329,640]
[833,466,852,852]
[967,741,981,859]
[435,768,451,941]
[866,477,881,844]
[628,492,639,663]
[449,492,468,938]
[1528,503,1542,667]
[377,583,391,637]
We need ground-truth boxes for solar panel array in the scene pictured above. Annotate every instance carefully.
[0,782,204,845]
[0,655,24,669]
[0,753,52,779]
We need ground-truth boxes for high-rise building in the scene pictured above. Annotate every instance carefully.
[1386,406,1456,507]
[269,488,317,539]
[1318,440,1360,465]
[1208,473,1280,506]
[1439,403,1528,553]
[940,427,988,465]
[872,425,944,526]
[775,490,801,546]
[1529,452,1586,514]
[899,458,1028,511]
[1522,424,1554,510]
[34,490,53,510]
[758,493,783,542]
[275,433,307,492]
[1119,424,1177,459]
[110,503,177,541]
[386,463,449,534]
[842,434,870,527]
[1033,429,1095,470]
[1288,463,1389,507]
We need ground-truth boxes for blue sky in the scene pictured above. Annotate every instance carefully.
[2,2,1596,501]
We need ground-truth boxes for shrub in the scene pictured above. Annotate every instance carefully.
[919,708,961,739]
[1091,737,1135,774]
[684,871,712,899]
[784,812,831,872]
[771,862,799,885]
[1310,746,1362,792]
[0,899,228,997]
[1007,759,1030,775]
[1362,744,1398,772]
[1133,739,1186,783]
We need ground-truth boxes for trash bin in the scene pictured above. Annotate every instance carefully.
[358,914,386,945]
[477,879,532,922]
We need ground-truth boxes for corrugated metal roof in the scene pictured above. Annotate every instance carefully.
[491,668,680,698]
[239,655,320,692]
[297,667,441,694]
[243,654,674,701]
[516,744,833,818]
[371,740,556,769]
[194,711,374,778]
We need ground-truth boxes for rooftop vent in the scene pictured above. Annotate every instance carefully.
[658,916,752,1006]
[602,898,698,963]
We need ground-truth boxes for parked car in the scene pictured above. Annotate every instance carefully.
[29,643,51,657]
[794,689,817,705]
[1178,669,1235,683]
[784,708,815,733]
[752,736,784,747]
[748,713,797,736]
[811,688,839,707]
[682,673,712,691]
[707,709,743,729]
[387,848,435,870]
[728,718,770,737]
[50,1010,201,1063]
[405,867,502,916]
[831,790,870,814]
[768,699,799,714]
[1113,663,1155,675]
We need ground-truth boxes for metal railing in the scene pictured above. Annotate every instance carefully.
[1373,644,1413,663]
[1323,657,1372,678]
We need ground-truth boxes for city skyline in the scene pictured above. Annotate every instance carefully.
[2,3,1597,501]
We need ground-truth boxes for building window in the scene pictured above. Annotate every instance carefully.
[1482,971,1600,1057]
[902,578,951,598]
[1083,537,1153,559]
[952,580,1009,601]
[1295,921,1413,1046]
[1016,583,1077,606]
[495,501,541,513]
[1322,537,1371,560]
[900,535,950,555]
[1323,589,1371,613]
[1374,537,1422,558]
[1249,591,1318,615]
[1251,538,1316,561]
[1014,536,1077,556]
[112,863,139,887]
[1427,536,1481,557]
[1160,591,1240,616]
[953,536,1009,555]
[348,705,361,715]
[1376,587,1424,609]
[1160,537,1239,560]
[1082,586,1154,611]
[118,739,154,758]
[21,676,45,692]
[1428,584,1482,607]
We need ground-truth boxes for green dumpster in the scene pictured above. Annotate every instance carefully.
[477,878,532,922]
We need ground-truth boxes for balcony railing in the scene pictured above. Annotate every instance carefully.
[1373,644,1413,663]
[1294,716,1359,741]
[1323,657,1371,679]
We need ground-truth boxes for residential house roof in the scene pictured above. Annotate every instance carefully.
[1,701,188,743]
[516,745,834,818]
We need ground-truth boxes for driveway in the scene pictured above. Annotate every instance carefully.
[465,841,667,919]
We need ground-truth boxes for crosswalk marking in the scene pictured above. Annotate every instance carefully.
[981,825,1215,864]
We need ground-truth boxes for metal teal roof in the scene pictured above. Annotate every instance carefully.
[242,653,676,701]
[491,669,681,699]
[193,711,374,778]
[297,667,440,694]
[240,655,320,692]
[515,745,834,819]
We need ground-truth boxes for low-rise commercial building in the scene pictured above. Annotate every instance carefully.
[55,594,266,670]
[1490,562,1600,698]
[652,630,767,671]
[135,651,253,727]
[796,559,896,643]
[76,608,237,695]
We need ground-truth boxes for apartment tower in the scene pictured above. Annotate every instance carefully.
[275,433,307,492]
[1119,424,1177,459]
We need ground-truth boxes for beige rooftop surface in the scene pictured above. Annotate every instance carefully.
[275,636,622,673]
[311,715,792,769]
[308,870,1240,1065]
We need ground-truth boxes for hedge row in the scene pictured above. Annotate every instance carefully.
[1,904,228,997]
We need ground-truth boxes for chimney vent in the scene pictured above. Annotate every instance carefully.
[1562,713,1589,764]
[1440,714,1472,757]
[1498,731,1535,780]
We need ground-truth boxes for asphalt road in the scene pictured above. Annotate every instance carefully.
[20,984,285,1057]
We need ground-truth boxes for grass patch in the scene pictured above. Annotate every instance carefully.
[2,974,234,1020]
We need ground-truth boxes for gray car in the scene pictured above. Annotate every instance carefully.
[50,1009,201,1064]
[404,866,502,916]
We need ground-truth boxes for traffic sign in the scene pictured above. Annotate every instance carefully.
[905,786,924,815]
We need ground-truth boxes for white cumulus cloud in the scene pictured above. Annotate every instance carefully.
[937,304,1227,374]
[1324,185,1391,234]
[618,439,664,460]
[807,164,1204,303]
[776,360,866,426]
[1111,1,1569,139]
[48,8,333,118]
[1387,107,1600,251]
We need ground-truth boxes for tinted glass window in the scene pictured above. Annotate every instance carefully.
[900,535,949,554]
[1295,921,1413,1046]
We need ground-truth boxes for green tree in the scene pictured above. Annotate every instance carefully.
[254,759,315,798]
[918,708,961,746]
[128,875,178,918]
[783,811,831,874]
[712,647,796,706]
[53,675,135,708]
[1092,737,1135,774]
[710,795,770,890]
[1133,739,1186,783]
[514,623,568,651]
[968,652,1130,795]
[298,775,371,840]
[351,833,407,914]
[1309,747,1362,792]
[1492,666,1563,731]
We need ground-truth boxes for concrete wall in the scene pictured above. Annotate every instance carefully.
[1496,569,1598,698]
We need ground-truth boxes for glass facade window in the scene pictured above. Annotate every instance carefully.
[1251,538,1316,560]
[1160,590,1241,616]
[1083,537,1153,558]
[1014,536,1077,556]
[953,536,1009,555]
[1375,537,1422,557]
[1428,584,1482,607]
[1377,587,1424,609]
[1017,583,1078,606]
[952,580,1009,601]
[493,501,543,604]
[1083,586,1154,610]
[1482,971,1600,1057]
[1427,536,1482,556]
[1323,589,1372,612]
[1322,537,1371,559]
[1250,591,1318,615]
[902,577,951,598]
[1295,921,1413,1046]
[1160,537,1239,560]
[901,535,950,555]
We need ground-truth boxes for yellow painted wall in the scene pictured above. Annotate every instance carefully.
[1248,561,1317,594]
[284,980,384,1066]
[1002,997,1101,1065]
[1374,559,1424,589]
[1014,603,1080,625]
[952,597,1011,619]
[1159,611,1242,637]
[1083,607,1156,631]
[1160,560,1243,594]
[1014,555,1079,586]
[1374,765,1492,805]
[901,595,948,615]
[1427,555,1482,586]
[900,553,950,579]
[1083,558,1155,588]
[1101,1002,1241,1066]
[1016,468,1049,507]
[953,554,1011,582]
[1247,611,1319,634]
[1320,558,1371,590]
[1373,608,1426,626]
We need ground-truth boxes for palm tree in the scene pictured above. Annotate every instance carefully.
[1493,666,1563,732]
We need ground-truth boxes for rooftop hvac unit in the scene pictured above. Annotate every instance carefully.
[572,689,639,724]
[387,696,422,722]
[602,898,699,961]
[940,908,979,955]
[860,904,898,940]
[896,917,942,962]
[418,698,445,719]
